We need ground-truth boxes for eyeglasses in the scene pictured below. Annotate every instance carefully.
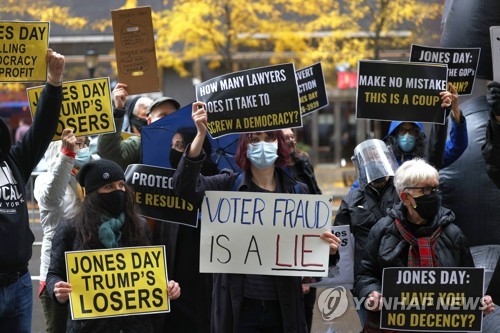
[75,139,90,149]
[397,126,420,137]
[248,132,277,144]
[404,186,440,195]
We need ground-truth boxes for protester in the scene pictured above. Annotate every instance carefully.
[122,95,153,134]
[15,118,31,143]
[281,127,321,332]
[354,159,494,332]
[481,80,500,304]
[172,101,341,332]
[153,126,219,333]
[351,83,467,189]
[0,49,64,333]
[97,82,180,170]
[46,159,180,332]
[34,129,91,333]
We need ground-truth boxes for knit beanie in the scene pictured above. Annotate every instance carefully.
[76,159,125,194]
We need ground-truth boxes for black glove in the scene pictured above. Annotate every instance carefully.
[487,81,500,116]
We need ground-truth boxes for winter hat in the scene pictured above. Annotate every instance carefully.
[76,159,125,194]
[146,96,181,116]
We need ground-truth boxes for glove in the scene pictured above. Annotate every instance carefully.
[487,81,500,116]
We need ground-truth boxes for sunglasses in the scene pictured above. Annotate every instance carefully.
[404,186,439,195]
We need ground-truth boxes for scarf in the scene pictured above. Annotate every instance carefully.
[395,219,442,267]
[99,212,125,248]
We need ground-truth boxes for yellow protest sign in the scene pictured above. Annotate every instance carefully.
[0,21,49,82]
[26,78,116,140]
[65,246,169,320]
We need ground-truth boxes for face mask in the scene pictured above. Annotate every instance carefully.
[75,147,91,168]
[130,116,147,131]
[397,134,416,152]
[98,190,127,217]
[412,192,441,221]
[246,141,278,169]
[169,149,183,169]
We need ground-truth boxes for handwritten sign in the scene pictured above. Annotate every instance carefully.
[380,267,484,332]
[27,78,115,140]
[66,246,169,320]
[200,191,331,277]
[0,21,49,82]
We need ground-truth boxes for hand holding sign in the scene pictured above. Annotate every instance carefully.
[54,280,72,304]
[320,231,341,255]
[439,83,460,122]
[46,48,65,87]
[168,280,181,300]
[189,102,209,159]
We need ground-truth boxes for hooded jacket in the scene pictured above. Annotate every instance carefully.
[354,202,474,300]
[34,141,82,282]
[0,84,62,273]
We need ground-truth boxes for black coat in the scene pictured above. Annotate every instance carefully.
[355,203,474,300]
[173,151,310,333]
[334,180,399,279]
[46,220,155,333]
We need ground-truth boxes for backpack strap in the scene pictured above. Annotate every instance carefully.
[231,172,244,191]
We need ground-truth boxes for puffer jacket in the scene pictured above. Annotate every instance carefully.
[334,179,399,278]
[46,220,155,333]
[355,202,474,299]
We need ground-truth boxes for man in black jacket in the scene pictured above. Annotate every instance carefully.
[0,49,64,333]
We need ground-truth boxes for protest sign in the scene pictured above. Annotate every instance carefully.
[380,267,484,332]
[195,63,302,138]
[27,78,115,140]
[66,246,169,320]
[125,164,199,227]
[306,225,354,288]
[200,191,331,277]
[111,6,160,94]
[296,62,329,116]
[356,60,448,124]
[0,21,49,82]
[492,26,500,82]
[410,44,480,95]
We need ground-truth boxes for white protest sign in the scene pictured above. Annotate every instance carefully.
[200,191,332,277]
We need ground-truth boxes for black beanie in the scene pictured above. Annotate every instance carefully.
[76,159,125,194]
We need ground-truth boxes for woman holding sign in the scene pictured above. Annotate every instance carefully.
[46,159,181,333]
[354,159,494,333]
[172,101,341,333]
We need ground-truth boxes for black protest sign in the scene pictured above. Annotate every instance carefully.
[356,60,448,124]
[0,21,49,83]
[296,62,329,116]
[380,267,484,332]
[27,78,115,140]
[125,164,199,227]
[195,63,302,138]
[410,44,480,95]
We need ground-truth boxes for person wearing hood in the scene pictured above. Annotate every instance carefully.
[354,159,494,333]
[0,49,65,333]
[97,82,180,171]
[34,129,91,333]
[122,95,153,134]
[46,159,181,333]
[351,83,467,190]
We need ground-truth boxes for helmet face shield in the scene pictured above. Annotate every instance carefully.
[352,139,399,189]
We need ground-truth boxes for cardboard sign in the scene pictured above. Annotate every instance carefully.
[410,44,480,95]
[65,246,169,320]
[195,63,302,138]
[491,26,500,82]
[380,267,484,332]
[125,164,199,227]
[27,78,115,140]
[296,62,329,116]
[111,6,160,94]
[306,225,354,288]
[200,191,331,277]
[356,60,448,124]
[0,21,49,82]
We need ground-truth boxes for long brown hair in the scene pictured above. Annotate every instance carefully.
[73,184,149,250]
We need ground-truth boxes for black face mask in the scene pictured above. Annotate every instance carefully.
[130,116,147,132]
[169,149,183,169]
[413,192,441,221]
[98,190,126,217]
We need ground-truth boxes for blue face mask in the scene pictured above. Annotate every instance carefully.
[397,134,416,152]
[246,141,278,169]
[75,147,91,168]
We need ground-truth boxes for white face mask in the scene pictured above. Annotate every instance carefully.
[246,141,278,169]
